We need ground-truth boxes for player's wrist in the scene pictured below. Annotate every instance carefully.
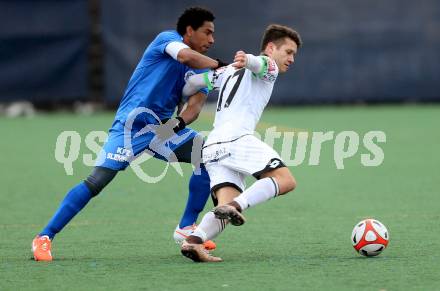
[215,58,228,69]
[173,116,186,133]
[159,117,186,134]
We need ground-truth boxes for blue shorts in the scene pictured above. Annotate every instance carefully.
[96,120,201,171]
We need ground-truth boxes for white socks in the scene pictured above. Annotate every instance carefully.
[234,177,279,211]
[192,211,228,242]
[192,177,280,242]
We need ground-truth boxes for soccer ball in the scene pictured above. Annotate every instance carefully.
[351,219,389,257]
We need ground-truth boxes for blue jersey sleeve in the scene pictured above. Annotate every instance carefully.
[151,30,184,56]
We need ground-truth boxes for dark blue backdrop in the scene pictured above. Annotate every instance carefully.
[1,0,439,104]
[101,0,440,104]
[0,0,89,102]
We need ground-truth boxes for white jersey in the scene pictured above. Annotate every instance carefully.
[205,56,279,146]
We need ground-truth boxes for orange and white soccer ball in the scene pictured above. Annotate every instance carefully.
[351,219,389,257]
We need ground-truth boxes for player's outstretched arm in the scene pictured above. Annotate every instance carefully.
[182,67,226,97]
[177,48,220,69]
[182,73,207,97]
[178,91,207,125]
[156,91,207,140]
[233,50,278,81]
[165,42,227,69]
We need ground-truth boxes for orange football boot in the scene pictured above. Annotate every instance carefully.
[32,235,53,261]
[203,240,217,251]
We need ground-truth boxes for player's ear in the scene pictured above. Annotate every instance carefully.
[265,42,275,55]
[186,26,194,37]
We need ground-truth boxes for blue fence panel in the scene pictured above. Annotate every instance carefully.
[102,0,440,104]
[0,0,89,102]
[3,0,434,104]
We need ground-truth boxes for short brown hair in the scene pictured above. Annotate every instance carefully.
[260,24,302,51]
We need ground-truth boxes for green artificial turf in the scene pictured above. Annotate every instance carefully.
[0,104,439,290]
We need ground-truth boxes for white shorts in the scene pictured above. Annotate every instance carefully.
[202,135,285,193]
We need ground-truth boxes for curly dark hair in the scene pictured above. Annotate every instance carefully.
[176,7,215,36]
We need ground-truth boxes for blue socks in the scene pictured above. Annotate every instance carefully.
[178,165,211,228]
[40,166,210,238]
[40,182,93,240]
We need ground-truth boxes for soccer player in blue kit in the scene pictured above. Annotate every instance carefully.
[32,7,224,261]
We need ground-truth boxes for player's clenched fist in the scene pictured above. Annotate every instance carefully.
[233,51,247,68]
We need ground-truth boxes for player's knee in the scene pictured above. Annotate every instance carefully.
[285,175,297,193]
[84,176,105,197]
[84,167,118,197]
[277,172,296,195]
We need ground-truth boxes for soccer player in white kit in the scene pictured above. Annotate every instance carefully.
[180,24,302,262]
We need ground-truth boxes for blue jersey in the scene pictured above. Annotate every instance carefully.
[113,30,208,126]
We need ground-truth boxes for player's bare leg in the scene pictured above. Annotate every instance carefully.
[259,167,296,195]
